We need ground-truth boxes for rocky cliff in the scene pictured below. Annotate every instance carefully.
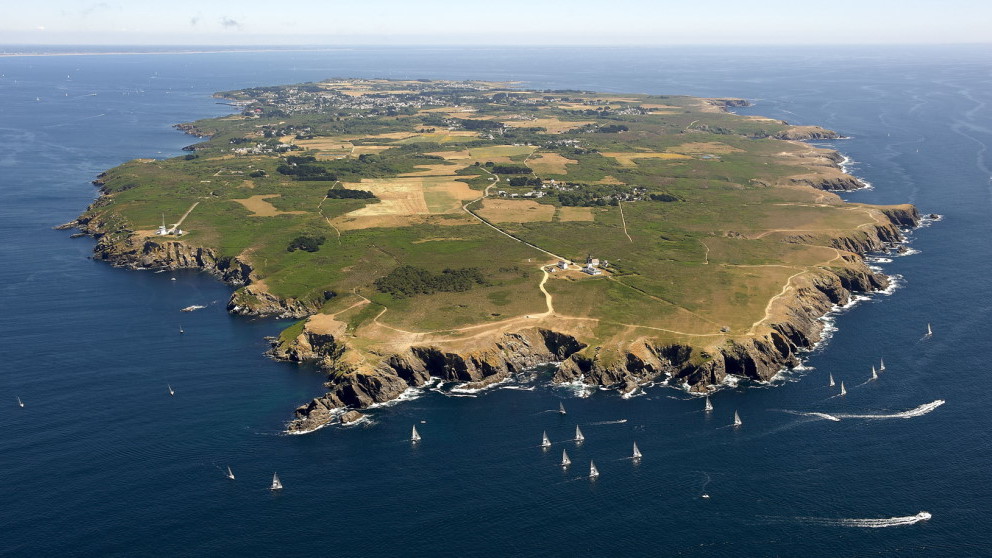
[278,205,920,433]
[66,207,317,319]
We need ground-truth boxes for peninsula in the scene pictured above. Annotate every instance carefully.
[67,79,919,432]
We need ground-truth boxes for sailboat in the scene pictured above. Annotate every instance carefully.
[704,396,713,412]
[733,410,742,427]
[561,449,571,467]
[871,366,878,381]
[168,384,174,396]
[559,402,567,415]
[179,324,184,335]
[589,460,599,479]
[879,358,886,371]
[226,466,235,480]
[927,323,933,336]
[541,431,551,448]
[270,472,283,490]
[411,425,422,443]
[632,442,642,460]
[828,373,836,387]
[17,396,24,408]
[574,425,585,443]
[840,381,847,396]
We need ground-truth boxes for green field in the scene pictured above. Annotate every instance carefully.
[84,78,889,356]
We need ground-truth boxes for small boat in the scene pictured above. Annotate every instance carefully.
[17,396,24,408]
[561,449,571,467]
[632,442,642,460]
[926,323,933,336]
[871,366,878,381]
[541,431,551,448]
[181,305,206,312]
[828,373,835,387]
[575,425,585,443]
[270,472,283,490]
[879,358,886,371]
[411,425,422,443]
[179,324,184,335]
[733,410,742,427]
[840,381,847,396]
[226,466,235,480]
[558,402,566,415]
[704,396,713,412]
[168,384,174,396]
[589,460,599,479]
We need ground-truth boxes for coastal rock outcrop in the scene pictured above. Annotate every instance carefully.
[281,328,588,433]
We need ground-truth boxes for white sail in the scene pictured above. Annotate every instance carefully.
[840,381,847,396]
[575,425,585,442]
[561,449,571,467]
[17,397,24,408]
[828,373,835,387]
[541,431,551,448]
[871,366,878,380]
[704,396,713,412]
[559,402,567,415]
[226,466,235,480]
[411,425,421,442]
[879,358,885,371]
[168,384,174,396]
[733,410,742,427]
[179,324,184,334]
[589,460,599,479]
[632,442,642,459]
[270,472,282,490]
[927,323,933,336]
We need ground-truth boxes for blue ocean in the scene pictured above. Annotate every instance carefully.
[1,45,990,556]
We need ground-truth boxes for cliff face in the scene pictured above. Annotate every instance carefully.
[278,206,920,433]
[277,328,587,433]
[70,211,316,318]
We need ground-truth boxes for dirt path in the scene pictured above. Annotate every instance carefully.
[747,270,807,336]
[618,200,633,242]
[170,201,199,231]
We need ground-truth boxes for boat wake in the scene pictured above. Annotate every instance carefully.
[833,399,945,419]
[780,400,944,423]
[787,511,932,528]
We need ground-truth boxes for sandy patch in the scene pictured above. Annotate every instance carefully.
[557,206,595,222]
[668,142,745,155]
[602,152,693,166]
[399,163,465,177]
[428,145,536,164]
[232,194,307,217]
[526,152,576,175]
[477,199,555,223]
[503,117,593,134]
[340,176,477,219]
[594,176,626,185]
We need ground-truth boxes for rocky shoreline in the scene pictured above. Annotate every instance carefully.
[272,205,920,433]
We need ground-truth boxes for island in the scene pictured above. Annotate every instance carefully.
[65,79,920,433]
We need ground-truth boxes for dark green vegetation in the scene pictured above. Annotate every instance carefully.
[374,265,488,298]
[287,235,326,253]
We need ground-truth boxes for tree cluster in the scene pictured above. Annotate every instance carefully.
[374,265,488,298]
[326,188,376,199]
[491,164,532,175]
[287,235,326,253]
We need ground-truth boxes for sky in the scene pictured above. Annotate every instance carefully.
[1,0,990,46]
